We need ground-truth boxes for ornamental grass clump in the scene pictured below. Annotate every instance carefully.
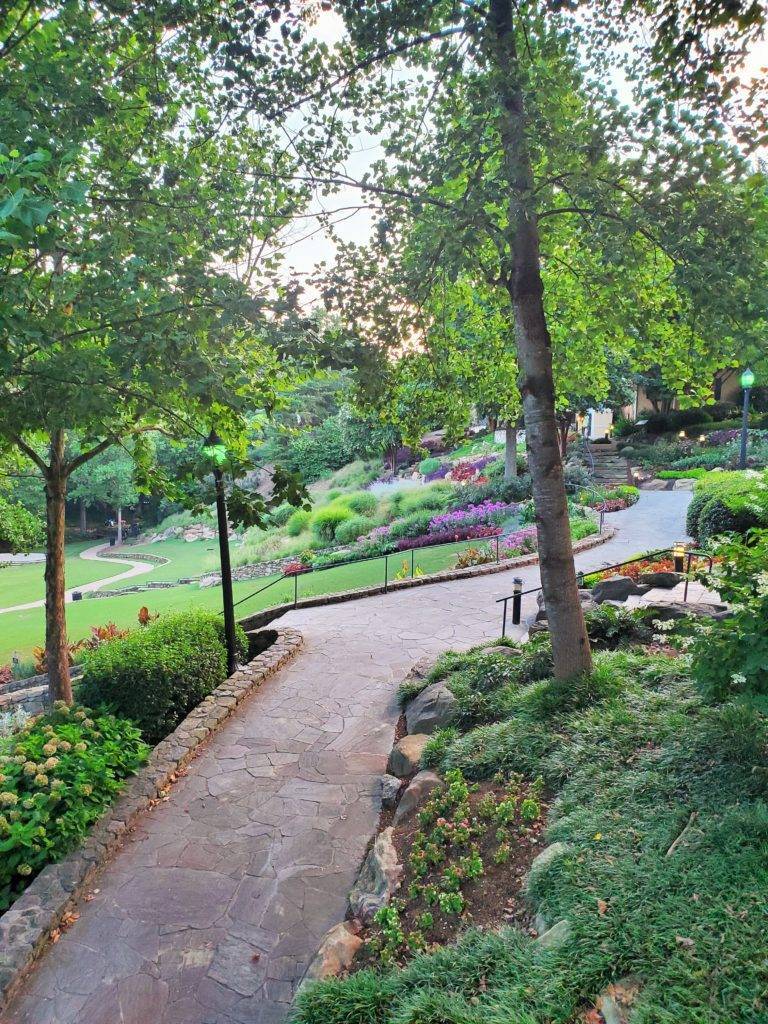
[0,703,148,911]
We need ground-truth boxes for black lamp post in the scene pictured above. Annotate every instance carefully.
[202,430,237,675]
[739,368,755,470]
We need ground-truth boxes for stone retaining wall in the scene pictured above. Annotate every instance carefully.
[241,526,615,631]
[0,627,303,1010]
[94,547,169,565]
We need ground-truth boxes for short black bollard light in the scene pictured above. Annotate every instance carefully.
[673,541,686,574]
[511,577,523,625]
[72,591,82,602]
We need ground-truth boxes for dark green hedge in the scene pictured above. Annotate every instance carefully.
[80,611,248,743]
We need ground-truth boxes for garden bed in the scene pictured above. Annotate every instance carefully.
[355,773,547,970]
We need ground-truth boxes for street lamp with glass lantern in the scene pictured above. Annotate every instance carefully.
[740,368,755,470]
[202,430,238,675]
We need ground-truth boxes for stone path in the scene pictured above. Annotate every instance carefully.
[1,492,690,1024]
[0,544,157,615]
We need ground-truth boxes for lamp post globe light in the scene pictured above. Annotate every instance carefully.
[740,368,755,471]
[202,430,238,676]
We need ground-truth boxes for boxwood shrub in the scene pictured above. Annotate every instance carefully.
[686,471,768,541]
[0,704,148,911]
[80,611,248,743]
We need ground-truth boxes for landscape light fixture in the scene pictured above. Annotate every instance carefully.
[673,541,686,574]
[740,368,755,470]
[203,430,237,675]
[678,429,686,439]
[698,434,706,443]
[511,577,524,625]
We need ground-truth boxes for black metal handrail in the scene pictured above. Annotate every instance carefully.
[496,546,715,637]
[231,529,510,614]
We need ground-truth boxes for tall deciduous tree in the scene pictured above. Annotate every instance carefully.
[0,2,308,701]
[235,0,766,679]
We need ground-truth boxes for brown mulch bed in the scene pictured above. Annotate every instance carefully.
[355,777,548,969]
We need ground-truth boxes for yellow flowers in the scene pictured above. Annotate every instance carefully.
[80,784,93,796]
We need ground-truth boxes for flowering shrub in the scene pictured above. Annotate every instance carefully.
[394,525,501,552]
[283,560,311,576]
[0,703,148,911]
[501,527,538,557]
[424,464,451,482]
[448,455,499,483]
[454,545,496,568]
[429,500,518,533]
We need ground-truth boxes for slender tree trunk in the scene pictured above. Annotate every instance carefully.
[44,430,72,703]
[116,506,123,545]
[504,424,518,479]
[487,0,591,678]
[79,498,87,534]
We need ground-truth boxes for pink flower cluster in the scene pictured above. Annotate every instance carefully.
[501,526,538,556]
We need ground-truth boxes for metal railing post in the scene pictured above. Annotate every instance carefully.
[411,548,415,578]
[384,553,388,593]
[294,572,298,608]
[495,535,500,563]
[501,598,508,638]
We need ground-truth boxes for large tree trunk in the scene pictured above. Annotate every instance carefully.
[504,424,518,479]
[487,0,592,679]
[44,430,72,703]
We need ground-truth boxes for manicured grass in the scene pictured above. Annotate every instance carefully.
[0,541,115,608]
[125,538,221,580]
[0,536,514,663]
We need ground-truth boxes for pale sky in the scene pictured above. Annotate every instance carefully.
[279,10,768,290]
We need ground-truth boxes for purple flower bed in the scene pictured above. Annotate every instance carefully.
[429,500,518,533]
[424,464,451,482]
[501,526,538,556]
[394,525,502,552]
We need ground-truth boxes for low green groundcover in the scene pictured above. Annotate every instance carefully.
[0,704,148,912]
[295,636,768,1022]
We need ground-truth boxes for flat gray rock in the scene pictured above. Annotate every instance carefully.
[645,601,730,621]
[534,918,572,950]
[526,841,569,891]
[393,770,443,824]
[380,774,403,811]
[637,570,682,588]
[592,575,647,603]
[405,682,457,735]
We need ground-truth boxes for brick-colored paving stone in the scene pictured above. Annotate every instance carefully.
[1,492,690,1024]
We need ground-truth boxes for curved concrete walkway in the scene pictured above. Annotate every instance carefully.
[0,545,158,615]
[1,492,690,1024]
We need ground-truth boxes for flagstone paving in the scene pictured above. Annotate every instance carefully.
[1,491,690,1024]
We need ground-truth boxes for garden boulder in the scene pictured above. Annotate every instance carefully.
[637,571,682,588]
[591,575,649,604]
[303,921,363,982]
[643,601,730,622]
[393,770,443,824]
[534,918,572,950]
[380,774,403,811]
[387,734,430,777]
[525,841,569,892]
[349,827,403,921]
[479,645,518,657]
[405,682,457,735]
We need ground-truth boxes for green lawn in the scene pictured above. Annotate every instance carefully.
[125,538,221,580]
[0,536,511,663]
[0,541,118,609]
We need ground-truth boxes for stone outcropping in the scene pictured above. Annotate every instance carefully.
[380,774,403,810]
[393,771,443,824]
[348,827,403,922]
[387,734,430,777]
[302,922,363,983]
[405,682,457,735]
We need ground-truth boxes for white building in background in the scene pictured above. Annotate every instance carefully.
[576,408,614,440]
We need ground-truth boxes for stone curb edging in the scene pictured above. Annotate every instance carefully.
[0,627,304,1010]
[94,547,170,566]
[241,527,616,631]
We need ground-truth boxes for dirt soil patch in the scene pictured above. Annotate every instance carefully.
[355,772,547,970]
